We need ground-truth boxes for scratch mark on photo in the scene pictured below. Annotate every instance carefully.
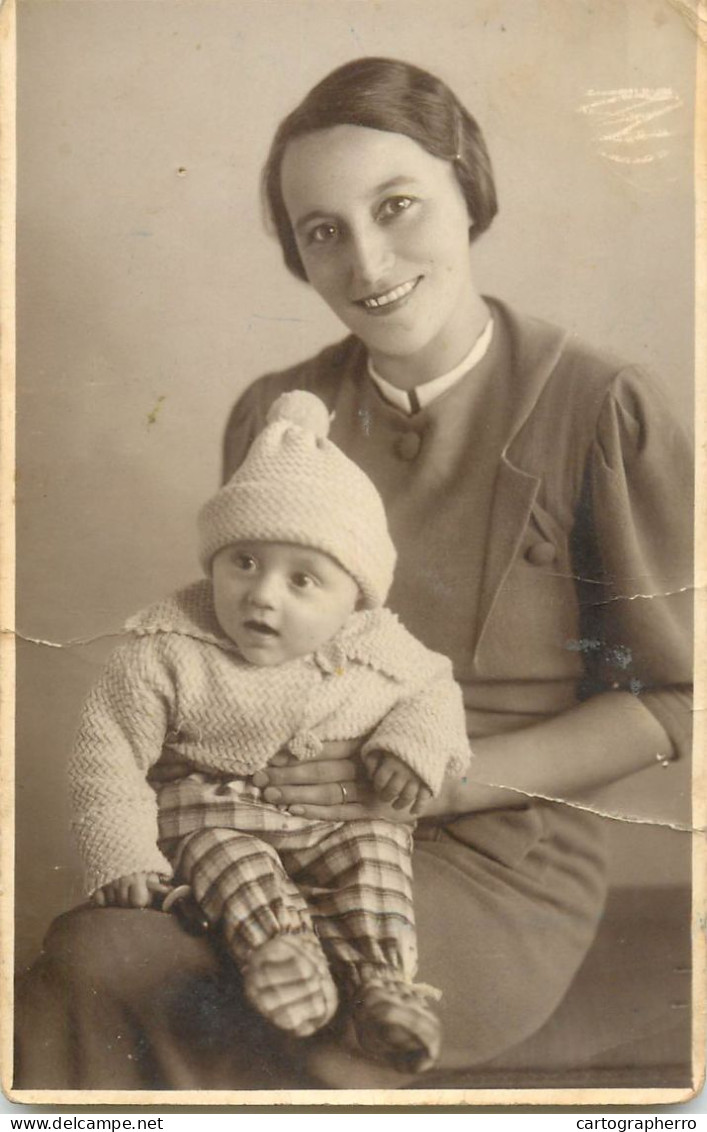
[578,87,682,169]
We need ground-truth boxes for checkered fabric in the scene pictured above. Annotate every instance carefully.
[351,979,442,1073]
[70,584,470,896]
[168,806,417,989]
[243,929,339,1037]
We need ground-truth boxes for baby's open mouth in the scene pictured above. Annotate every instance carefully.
[243,620,279,636]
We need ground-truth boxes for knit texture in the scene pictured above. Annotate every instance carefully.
[70,580,470,894]
[198,390,396,607]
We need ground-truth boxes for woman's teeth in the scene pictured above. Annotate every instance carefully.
[362,278,418,309]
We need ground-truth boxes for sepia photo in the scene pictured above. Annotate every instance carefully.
[2,0,703,1107]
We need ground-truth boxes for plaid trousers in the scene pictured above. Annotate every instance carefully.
[159,776,418,985]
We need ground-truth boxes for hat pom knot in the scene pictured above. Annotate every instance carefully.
[266,391,331,439]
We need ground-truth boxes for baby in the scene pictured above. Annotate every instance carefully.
[70,391,470,1073]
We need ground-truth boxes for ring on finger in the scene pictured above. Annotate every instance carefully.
[339,782,348,804]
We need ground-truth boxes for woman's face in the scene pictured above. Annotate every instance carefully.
[280,125,481,385]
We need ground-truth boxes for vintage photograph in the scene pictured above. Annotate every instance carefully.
[5,0,701,1105]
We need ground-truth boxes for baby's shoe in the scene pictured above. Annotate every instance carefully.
[242,933,338,1038]
[351,976,442,1073]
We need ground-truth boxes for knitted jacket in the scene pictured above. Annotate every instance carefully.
[70,580,469,894]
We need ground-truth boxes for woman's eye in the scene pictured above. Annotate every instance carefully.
[378,195,414,220]
[307,222,339,245]
[235,554,257,571]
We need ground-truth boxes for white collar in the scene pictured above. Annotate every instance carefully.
[367,317,494,415]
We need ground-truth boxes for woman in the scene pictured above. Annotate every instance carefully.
[15,57,692,1091]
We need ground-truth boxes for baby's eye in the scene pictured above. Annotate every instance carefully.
[291,572,316,590]
[378,195,414,220]
[307,222,339,245]
[234,553,257,572]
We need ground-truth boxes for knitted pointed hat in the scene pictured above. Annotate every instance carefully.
[198,390,396,607]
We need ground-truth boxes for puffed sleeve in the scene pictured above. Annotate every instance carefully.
[584,368,693,759]
[222,362,324,483]
[221,337,360,482]
[69,635,176,894]
[222,381,269,483]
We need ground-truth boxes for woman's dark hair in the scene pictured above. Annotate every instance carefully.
[263,57,498,282]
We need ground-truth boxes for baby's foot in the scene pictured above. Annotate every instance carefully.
[242,934,338,1038]
[352,979,441,1073]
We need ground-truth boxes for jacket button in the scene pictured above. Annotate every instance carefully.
[526,540,557,566]
[395,432,421,460]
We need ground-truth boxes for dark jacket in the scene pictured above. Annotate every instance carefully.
[224,298,693,763]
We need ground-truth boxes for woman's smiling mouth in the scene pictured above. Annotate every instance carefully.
[358,276,421,312]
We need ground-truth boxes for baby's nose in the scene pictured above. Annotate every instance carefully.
[247,576,278,609]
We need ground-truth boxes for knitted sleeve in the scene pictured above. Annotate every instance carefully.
[361,669,471,795]
[582,369,693,760]
[69,635,176,894]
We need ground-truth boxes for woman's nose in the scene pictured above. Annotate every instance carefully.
[349,227,395,291]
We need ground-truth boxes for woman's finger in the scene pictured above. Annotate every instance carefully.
[318,739,363,760]
[288,800,415,824]
[266,741,360,769]
[288,802,366,821]
[261,759,359,788]
[265,780,358,807]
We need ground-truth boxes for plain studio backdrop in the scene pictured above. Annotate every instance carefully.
[15,0,695,972]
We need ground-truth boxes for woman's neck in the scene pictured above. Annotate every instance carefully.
[368,290,489,391]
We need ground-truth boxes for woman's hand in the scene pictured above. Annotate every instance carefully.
[250,741,431,823]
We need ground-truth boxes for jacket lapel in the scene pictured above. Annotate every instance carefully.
[474,458,539,660]
[472,300,570,662]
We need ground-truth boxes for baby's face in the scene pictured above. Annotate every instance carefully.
[212,540,360,666]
